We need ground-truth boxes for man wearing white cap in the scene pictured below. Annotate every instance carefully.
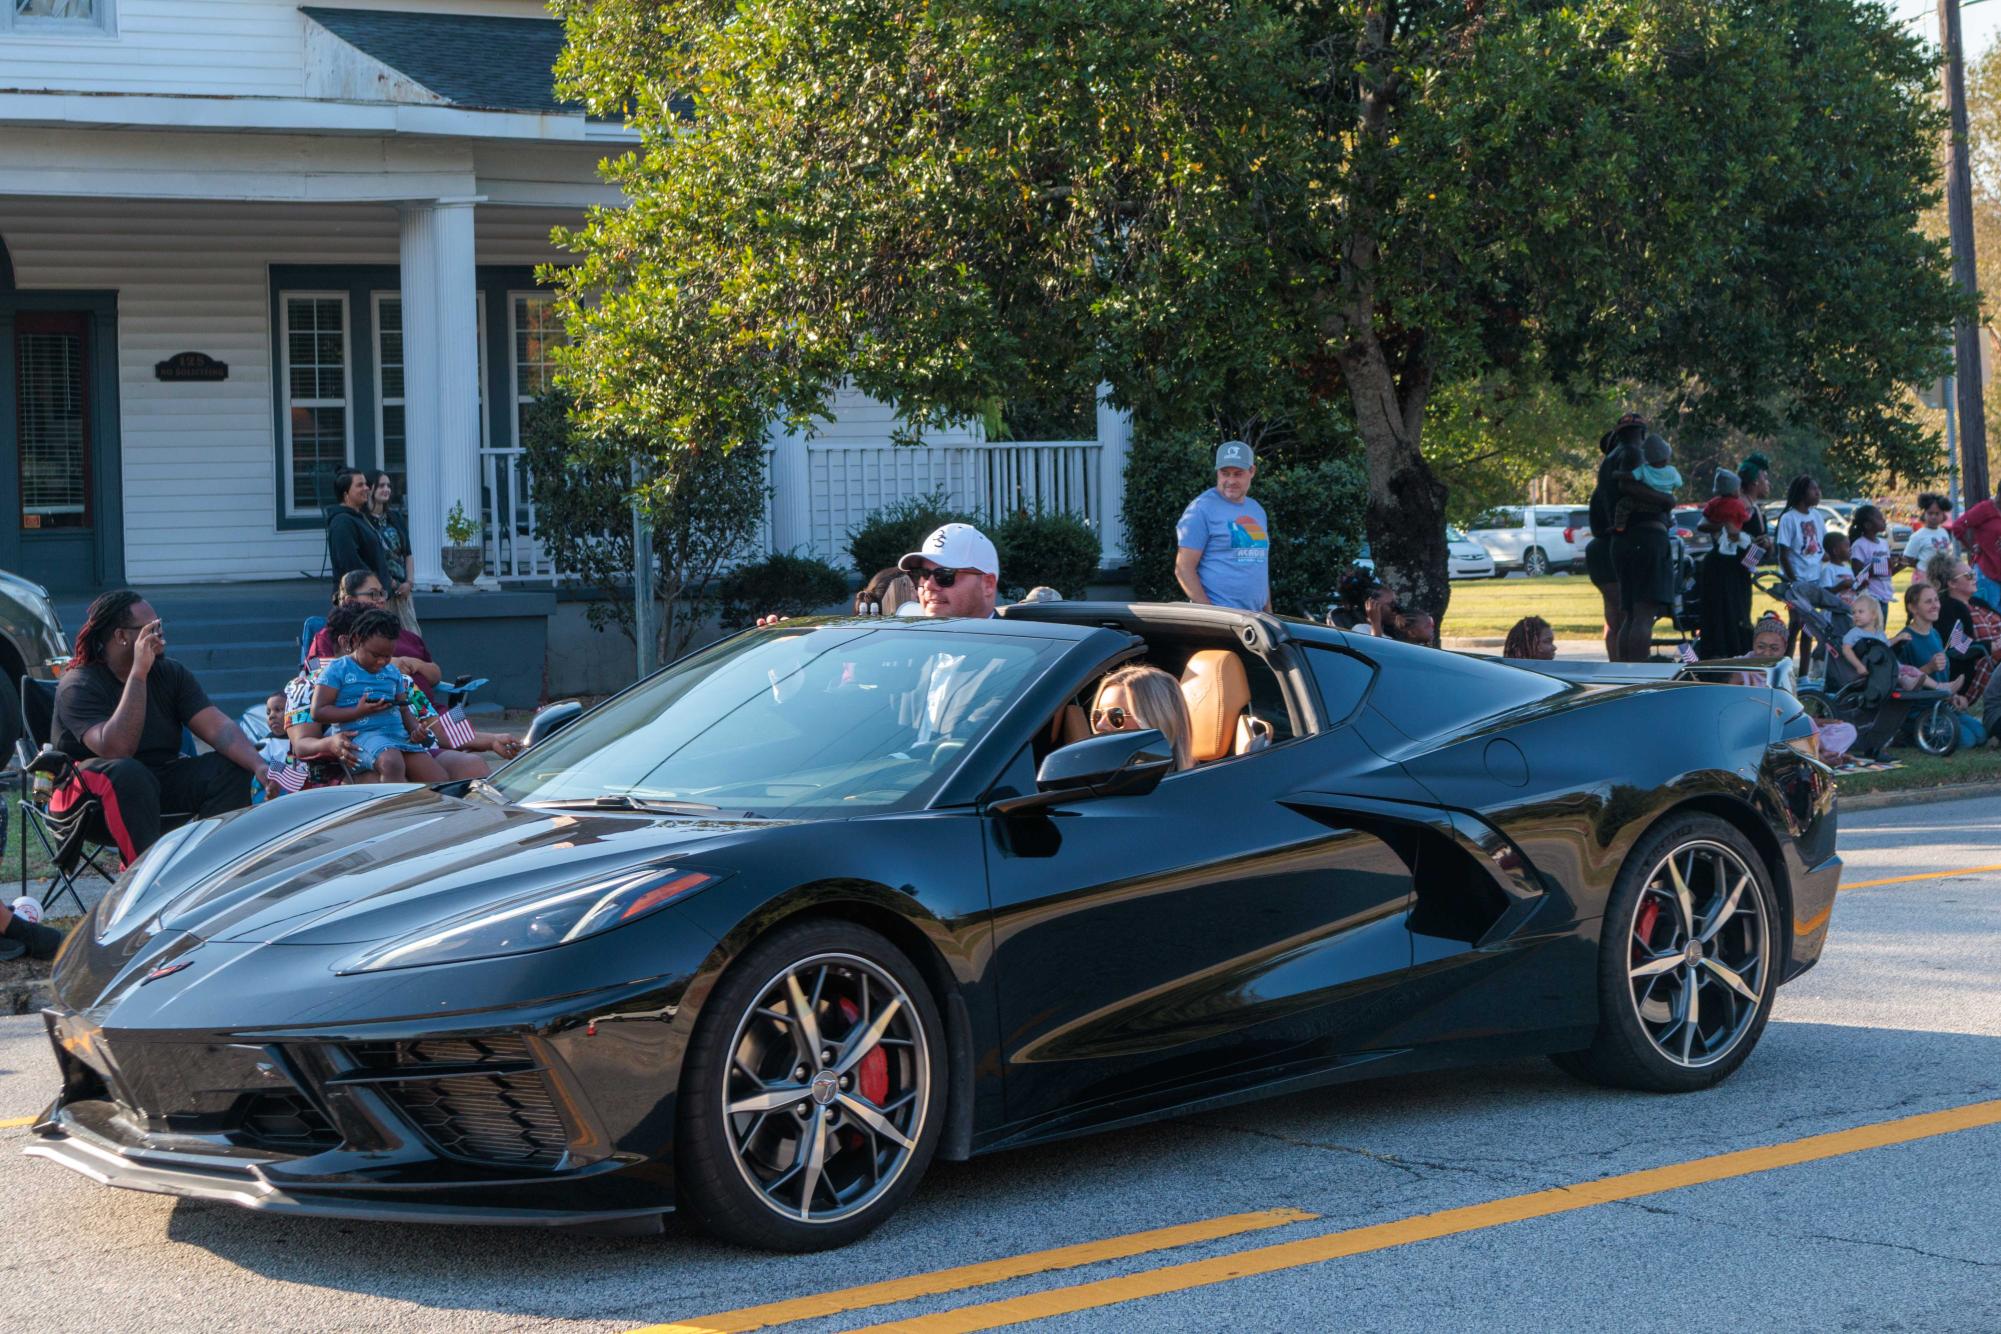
[1175,440,1272,612]
[897,521,1001,619]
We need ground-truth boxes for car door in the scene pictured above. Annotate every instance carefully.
[1534,508,1577,563]
[1471,507,1525,566]
[981,645,1420,1133]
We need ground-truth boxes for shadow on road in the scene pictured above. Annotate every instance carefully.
[147,1018,2001,1326]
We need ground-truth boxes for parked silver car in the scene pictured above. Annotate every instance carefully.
[0,572,70,757]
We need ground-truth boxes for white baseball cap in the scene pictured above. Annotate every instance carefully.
[898,522,1000,576]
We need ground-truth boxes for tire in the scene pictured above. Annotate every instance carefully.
[1914,701,1959,757]
[1523,547,1551,578]
[676,919,946,1251]
[1796,691,1834,722]
[0,671,19,771]
[1553,813,1778,1093]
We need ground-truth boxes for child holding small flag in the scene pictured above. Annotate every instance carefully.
[312,609,450,783]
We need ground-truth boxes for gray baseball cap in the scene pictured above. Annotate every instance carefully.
[1215,440,1255,471]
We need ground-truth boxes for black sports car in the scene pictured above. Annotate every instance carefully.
[27,605,1840,1250]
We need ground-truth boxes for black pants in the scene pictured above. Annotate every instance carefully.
[1696,551,1753,659]
[53,753,252,863]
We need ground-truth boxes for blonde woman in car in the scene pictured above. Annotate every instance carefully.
[1089,664,1195,770]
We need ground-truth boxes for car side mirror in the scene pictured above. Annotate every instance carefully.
[523,699,584,748]
[990,729,1175,816]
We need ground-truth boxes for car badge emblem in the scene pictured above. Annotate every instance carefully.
[143,959,194,984]
[1683,941,1703,965]
[811,1071,840,1106]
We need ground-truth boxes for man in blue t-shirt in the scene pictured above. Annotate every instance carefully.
[1174,440,1272,612]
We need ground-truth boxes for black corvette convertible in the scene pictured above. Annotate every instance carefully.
[28,604,1840,1250]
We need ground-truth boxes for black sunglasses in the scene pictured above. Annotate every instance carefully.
[1090,706,1130,730]
[915,566,968,588]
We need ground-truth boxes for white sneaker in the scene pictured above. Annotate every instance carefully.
[10,895,44,925]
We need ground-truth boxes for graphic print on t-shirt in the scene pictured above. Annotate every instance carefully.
[1230,514,1269,562]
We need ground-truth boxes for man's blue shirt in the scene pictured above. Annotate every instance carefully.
[1176,489,1270,610]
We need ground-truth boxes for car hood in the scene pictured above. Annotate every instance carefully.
[1448,540,1489,558]
[122,784,772,949]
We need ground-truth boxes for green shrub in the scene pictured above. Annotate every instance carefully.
[1120,425,1363,616]
[846,490,983,578]
[717,550,851,628]
[993,509,1102,599]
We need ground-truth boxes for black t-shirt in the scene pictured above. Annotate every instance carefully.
[54,658,213,769]
[1589,440,1639,538]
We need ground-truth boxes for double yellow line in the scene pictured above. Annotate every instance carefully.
[639,1096,2001,1333]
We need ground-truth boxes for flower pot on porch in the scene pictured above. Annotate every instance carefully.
[440,545,484,588]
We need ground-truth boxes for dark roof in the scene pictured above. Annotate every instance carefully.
[301,7,575,114]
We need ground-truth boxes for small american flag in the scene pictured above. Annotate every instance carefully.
[437,706,476,749]
[265,760,309,793]
[1677,642,1699,665]
[1949,622,1973,655]
[1740,544,1762,572]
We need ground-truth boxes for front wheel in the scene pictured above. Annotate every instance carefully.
[1553,814,1778,1092]
[1914,700,1960,757]
[676,919,945,1251]
[1523,547,1551,577]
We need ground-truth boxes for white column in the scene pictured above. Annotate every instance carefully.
[767,418,813,559]
[399,197,483,589]
[1094,381,1132,568]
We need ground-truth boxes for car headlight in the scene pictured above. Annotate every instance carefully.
[337,865,723,974]
[96,819,211,941]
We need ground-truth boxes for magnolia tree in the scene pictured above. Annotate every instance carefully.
[549,0,1959,616]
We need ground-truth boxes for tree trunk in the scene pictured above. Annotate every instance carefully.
[1340,338,1451,625]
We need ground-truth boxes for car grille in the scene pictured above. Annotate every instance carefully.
[236,1090,340,1152]
[347,1035,570,1169]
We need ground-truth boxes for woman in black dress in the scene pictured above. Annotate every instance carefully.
[366,469,419,632]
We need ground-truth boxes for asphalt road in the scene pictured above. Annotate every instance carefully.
[2,793,1997,1333]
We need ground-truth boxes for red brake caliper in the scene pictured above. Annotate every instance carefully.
[836,998,890,1148]
[1634,897,1662,958]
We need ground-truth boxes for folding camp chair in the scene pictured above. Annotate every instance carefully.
[16,677,196,919]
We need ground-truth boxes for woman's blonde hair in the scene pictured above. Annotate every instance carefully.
[1848,595,1881,633]
[1093,664,1194,770]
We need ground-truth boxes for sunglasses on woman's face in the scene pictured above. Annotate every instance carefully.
[915,566,967,588]
[1091,705,1131,730]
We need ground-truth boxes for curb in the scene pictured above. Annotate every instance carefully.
[1837,779,2001,811]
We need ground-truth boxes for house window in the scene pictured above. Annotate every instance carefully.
[15,314,90,531]
[511,293,566,440]
[3,0,115,34]
[279,293,352,518]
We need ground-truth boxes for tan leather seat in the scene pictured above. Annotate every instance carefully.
[1050,703,1092,748]
[1180,650,1251,763]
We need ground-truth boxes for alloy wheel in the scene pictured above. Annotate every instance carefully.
[1524,548,1550,577]
[1625,840,1768,1069]
[722,952,930,1225]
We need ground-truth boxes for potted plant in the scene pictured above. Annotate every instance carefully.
[441,501,484,588]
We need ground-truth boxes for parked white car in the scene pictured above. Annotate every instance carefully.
[1446,526,1497,579]
[1466,504,1592,576]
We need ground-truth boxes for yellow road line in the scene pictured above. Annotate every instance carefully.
[626,1208,1315,1334]
[1841,861,2001,890]
[0,1115,36,1130]
[852,1098,2001,1333]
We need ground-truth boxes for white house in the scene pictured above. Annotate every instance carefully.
[0,0,1126,598]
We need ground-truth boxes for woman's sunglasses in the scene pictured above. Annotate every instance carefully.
[915,566,968,588]
[1090,706,1130,730]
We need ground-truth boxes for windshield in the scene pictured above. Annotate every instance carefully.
[1445,526,1467,542]
[491,623,1063,816]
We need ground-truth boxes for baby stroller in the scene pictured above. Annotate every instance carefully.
[1761,574,1960,758]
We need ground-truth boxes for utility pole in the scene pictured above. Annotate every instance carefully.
[1942,0,1990,505]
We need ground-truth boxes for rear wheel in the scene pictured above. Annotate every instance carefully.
[1523,547,1551,578]
[676,919,944,1251]
[1553,814,1777,1092]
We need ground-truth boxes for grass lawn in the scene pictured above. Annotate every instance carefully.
[1834,745,2001,798]
[1442,567,1928,641]
[1441,573,1611,639]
